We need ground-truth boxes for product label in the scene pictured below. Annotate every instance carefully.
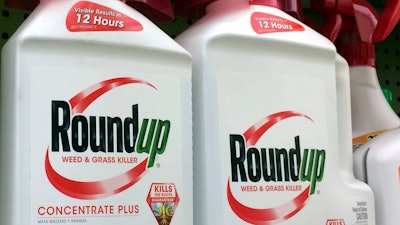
[227,112,325,224]
[147,183,180,225]
[66,1,143,32]
[251,12,305,34]
[326,219,345,225]
[31,68,183,225]
[217,71,333,224]
[352,130,388,151]
[398,166,400,182]
[351,200,368,225]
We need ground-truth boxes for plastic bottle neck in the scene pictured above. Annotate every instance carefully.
[338,43,376,67]
[206,0,248,14]
[350,66,400,136]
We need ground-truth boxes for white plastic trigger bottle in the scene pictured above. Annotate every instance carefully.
[334,0,400,150]
[0,1,192,225]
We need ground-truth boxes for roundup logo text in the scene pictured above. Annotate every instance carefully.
[227,111,327,224]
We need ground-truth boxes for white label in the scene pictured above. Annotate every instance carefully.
[30,66,183,225]
[217,71,331,224]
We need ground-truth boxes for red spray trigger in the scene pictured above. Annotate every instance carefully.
[311,0,379,67]
[352,0,378,43]
[337,0,378,67]
[309,0,354,42]
[373,0,400,42]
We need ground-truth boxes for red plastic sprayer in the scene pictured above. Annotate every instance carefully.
[4,0,174,22]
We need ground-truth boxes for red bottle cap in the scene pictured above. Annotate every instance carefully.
[249,0,281,9]
[310,0,379,67]
[338,40,376,67]
[281,0,301,19]
[126,0,175,22]
[174,0,215,18]
[309,0,354,42]
[4,0,39,10]
[338,0,378,67]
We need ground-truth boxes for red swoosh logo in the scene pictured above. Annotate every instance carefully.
[243,111,313,146]
[69,77,157,114]
[227,181,310,225]
[46,77,156,199]
[45,149,148,199]
[228,111,313,224]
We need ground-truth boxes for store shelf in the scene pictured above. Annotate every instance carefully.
[1,0,399,114]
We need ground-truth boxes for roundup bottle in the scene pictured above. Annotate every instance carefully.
[306,0,377,224]
[0,1,192,225]
[175,0,374,224]
[335,0,400,225]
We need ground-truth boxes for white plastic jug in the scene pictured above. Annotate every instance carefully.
[0,1,192,225]
[175,0,374,224]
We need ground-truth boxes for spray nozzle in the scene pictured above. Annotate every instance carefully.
[351,0,378,43]
[338,0,378,67]
[310,0,399,67]
[373,0,400,42]
[309,0,354,42]
[309,0,377,67]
